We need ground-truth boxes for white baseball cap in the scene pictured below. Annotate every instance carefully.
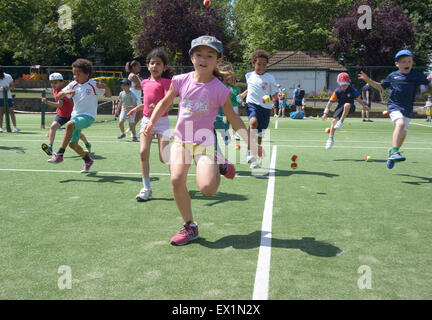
[49,73,63,81]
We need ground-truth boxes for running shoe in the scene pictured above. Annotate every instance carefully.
[334,119,344,130]
[136,188,152,202]
[80,158,94,173]
[170,223,199,246]
[48,153,63,163]
[215,154,235,179]
[325,137,334,149]
[118,133,126,139]
[388,152,406,162]
[41,143,52,156]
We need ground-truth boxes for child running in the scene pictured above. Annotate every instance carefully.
[323,72,369,149]
[127,48,173,201]
[48,59,112,172]
[116,79,138,141]
[238,50,279,169]
[41,72,91,156]
[125,60,143,140]
[143,35,258,246]
[359,49,432,168]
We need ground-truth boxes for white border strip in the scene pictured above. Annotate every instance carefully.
[253,145,277,300]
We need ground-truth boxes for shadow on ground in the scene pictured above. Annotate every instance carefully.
[194,231,342,257]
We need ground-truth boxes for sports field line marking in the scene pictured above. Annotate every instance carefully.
[274,145,432,150]
[410,122,432,128]
[0,168,260,178]
[252,145,277,300]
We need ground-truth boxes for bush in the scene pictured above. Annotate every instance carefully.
[92,76,122,96]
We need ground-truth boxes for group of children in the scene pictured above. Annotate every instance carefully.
[39,38,431,245]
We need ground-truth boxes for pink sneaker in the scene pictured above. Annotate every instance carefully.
[170,223,199,246]
[215,154,236,179]
[81,158,94,173]
[48,153,63,163]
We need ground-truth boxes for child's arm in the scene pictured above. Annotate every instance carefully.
[41,97,63,109]
[96,82,112,97]
[143,84,176,136]
[222,95,261,158]
[127,104,144,117]
[57,89,74,100]
[239,89,248,101]
[356,96,370,111]
[116,100,123,116]
[358,71,384,92]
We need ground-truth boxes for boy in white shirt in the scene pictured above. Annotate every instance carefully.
[48,59,111,173]
[239,50,278,168]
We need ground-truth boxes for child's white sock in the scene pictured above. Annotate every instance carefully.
[142,177,151,190]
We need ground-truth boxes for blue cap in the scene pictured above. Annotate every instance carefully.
[120,79,131,85]
[189,35,223,55]
[395,49,413,62]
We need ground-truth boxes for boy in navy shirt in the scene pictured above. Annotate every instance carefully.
[359,49,432,169]
[323,72,368,149]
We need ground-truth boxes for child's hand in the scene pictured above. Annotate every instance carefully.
[41,98,47,104]
[149,103,155,110]
[358,71,369,82]
[143,123,154,137]
[96,82,107,89]
[127,109,135,117]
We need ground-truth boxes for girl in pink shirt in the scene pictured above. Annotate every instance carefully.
[143,35,257,246]
[128,48,174,202]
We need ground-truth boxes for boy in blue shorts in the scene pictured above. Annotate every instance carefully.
[239,50,278,169]
[323,72,369,149]
[359,49,432,169]
[48,59,111,172]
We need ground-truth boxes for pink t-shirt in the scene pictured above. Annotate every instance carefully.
[172,72,231,146]
[141,78,171,118]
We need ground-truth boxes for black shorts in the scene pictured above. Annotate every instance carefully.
[294,100,303,106]
[54,115,71,126]
[333,104,355,119]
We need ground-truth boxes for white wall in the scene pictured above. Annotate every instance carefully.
[270,70,327,96]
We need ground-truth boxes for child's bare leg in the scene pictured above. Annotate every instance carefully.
[195,153,220,196]
[61,120,75,149]
[392,118,406,148]
[119,119,125,133]
[158,134,171,164]
[341,103,351,120]
[80,133,88,145]
[49,122,61,145]
[330,117,339,136]
[140,134,153,178]
[248,117,258,151]
[129,121,136,137]
[69,141,86,158]
[170,143,193,224]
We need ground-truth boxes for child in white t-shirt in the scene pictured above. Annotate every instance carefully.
[48,59,111,173]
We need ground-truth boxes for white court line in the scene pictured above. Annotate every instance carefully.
[0,168,259,178]
[275,120,278,129]
[253,145,277,300]
[410,122,432,128]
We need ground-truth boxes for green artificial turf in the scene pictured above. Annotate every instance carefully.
[1,114,431,299]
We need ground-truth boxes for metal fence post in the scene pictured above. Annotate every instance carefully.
[41,90,46,129]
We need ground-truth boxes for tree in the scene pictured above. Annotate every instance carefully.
[232,0,354,63]
[393,0,432,66]
[136,0,229,66]
[327,0,416,67]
